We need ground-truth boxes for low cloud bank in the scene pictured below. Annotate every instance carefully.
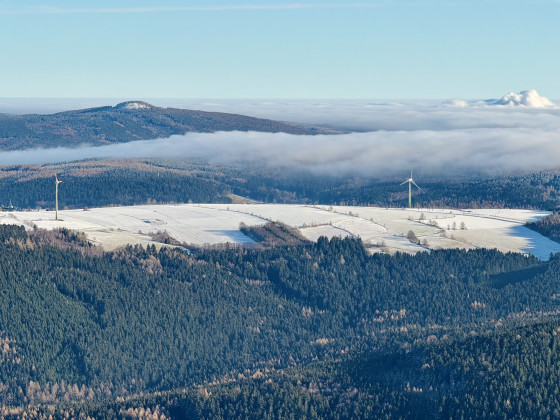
[145,97,560,133]
[2,126,560,177]
[2,99,560,176]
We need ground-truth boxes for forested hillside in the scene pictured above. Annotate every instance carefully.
[2,224,560,417]
[2,159,560,210]
[40,318,560,419]
[225,167,560,210]
[0,161,232,209]
[0,102,326,150]
[527,212,560,243]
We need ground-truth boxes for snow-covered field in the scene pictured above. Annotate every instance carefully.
[1,204,559,259]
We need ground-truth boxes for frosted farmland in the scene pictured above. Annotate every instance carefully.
[1,204,560,259]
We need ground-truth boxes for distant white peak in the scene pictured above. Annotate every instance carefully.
[115,101,153,110]
[491,90,556,108]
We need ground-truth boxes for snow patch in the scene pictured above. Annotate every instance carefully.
[115,101,153,110]
[125,102,151,110]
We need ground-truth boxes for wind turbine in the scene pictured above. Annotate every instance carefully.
[55,175,62,220]
[400,171,420,208]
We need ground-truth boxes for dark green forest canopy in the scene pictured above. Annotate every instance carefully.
[2,223,560,417]
[527,212,560,243]
[2,159,560,210]
[57,318,560,419]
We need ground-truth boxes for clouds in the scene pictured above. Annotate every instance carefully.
[1,126,560,177]
[491,90,557,108]
[145,98,560,133]
[1,99,560,177]
[165,127,560,175]
[446,90,558,109]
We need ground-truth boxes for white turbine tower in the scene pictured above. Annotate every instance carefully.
[55,175,62,220]
[400,171,420,209]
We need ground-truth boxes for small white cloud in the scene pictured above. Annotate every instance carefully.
[490,90,557,108]
[443,99,469,108]
[443,90,558,109]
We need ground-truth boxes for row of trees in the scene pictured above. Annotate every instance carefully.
[527,212,560,242]
[0,166,230,209]
[2,159,560,210]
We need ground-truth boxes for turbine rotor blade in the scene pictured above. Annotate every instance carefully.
[411,180,420,189]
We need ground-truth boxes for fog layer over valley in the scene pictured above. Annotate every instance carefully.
[1,127,560,177]
[1,94,559,176]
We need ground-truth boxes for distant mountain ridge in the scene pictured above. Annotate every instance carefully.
[0,101,332,151]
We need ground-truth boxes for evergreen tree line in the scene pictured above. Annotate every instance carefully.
[0,168,230,209]
[527,212,560,243]
[2,161,560,210]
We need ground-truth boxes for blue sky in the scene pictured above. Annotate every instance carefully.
[0,0,558,99]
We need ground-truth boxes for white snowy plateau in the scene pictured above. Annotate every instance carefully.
[2,204,559,260]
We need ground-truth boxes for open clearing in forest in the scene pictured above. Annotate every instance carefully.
[1,204,559,259]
